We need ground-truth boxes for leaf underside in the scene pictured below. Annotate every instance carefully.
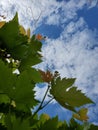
[50,77,93,112]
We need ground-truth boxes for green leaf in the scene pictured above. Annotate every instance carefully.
[12,118,31,130]
[38,116,58,130]
[69,118,84,130]
[26,68,43,83]
[0,59,16,97]
[12,71,38,111]
[20,53,42,71]
[10,44,28,60]
[29,114,39,129]
[30,36,42,52]
[0,113,6,127]
[39,114,50,124]
[19,52,42,72]
[27,28,30,39]
[0,94,10,104]
[50,77,93,112]
[5,114,12,130]
[65,87,93,107]
[18,38,42,71]
[0,21,6,28]
[0,13,28,50]
[88,124,98,130]
[5,114,31,130]
[19,25,26,35]
[73,108,89,121]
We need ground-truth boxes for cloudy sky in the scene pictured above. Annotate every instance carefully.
[0,0,98,124]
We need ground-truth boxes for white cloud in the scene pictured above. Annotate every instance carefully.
[34,83,56,104]
[0,0,63,28]
[0,0,94,28]
[34,83,50,102]
[46,13,60,25]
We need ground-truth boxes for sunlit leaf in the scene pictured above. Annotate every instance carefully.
[11,100,16,108]
[73,108,89,121]
[36,34,44,41]
[0,21,6,28]
[27,28,30,38]
[19,25,26,35]
[39,114,50,124]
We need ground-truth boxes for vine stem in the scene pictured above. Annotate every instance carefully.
[41,97,54,109]
[32,84,52,118]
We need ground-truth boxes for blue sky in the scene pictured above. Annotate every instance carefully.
[0,0,98,125]
[78,6,98,30]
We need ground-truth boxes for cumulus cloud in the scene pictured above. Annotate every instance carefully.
[0,0,94,29]
[34,83,52,102]
[0,0,63,28]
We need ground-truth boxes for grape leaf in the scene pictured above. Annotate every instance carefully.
[19,40,42,71]
[30,35,42,52]
[19,25,26,35]
[12,118,31,130]
[69,118,84,130]
[5,114,31,130]
[0,94,10,104]
[38,116,58,130]
[0,60,38,111]
[11,71,38,111]
[0,13,28,50]
[10,34,42,62]
[0,21,6,28]
[19,53,42,71]
[10,44,29,59]
[50,77,93,112]
[39,114,50,124]
[73,108,89,121]
[5,114,12,130]
[89,124,98,130]
[26,68,43,83]
[39,70,53,83]
[27,28,30,39]
[0,59,16,97]
[65,87,93,107]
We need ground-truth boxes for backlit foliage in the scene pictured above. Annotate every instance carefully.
[0,13,98,130]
